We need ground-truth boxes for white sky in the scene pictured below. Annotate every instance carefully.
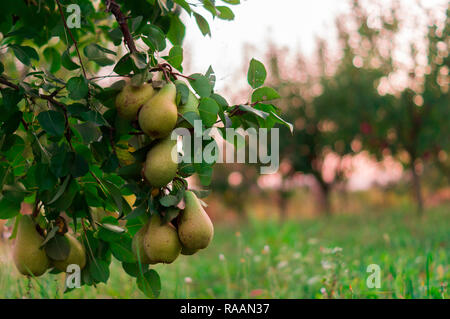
[182,0,349,92]
[181,0,447,95]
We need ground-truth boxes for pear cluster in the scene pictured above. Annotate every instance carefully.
[132,191,214,264]
[116,80,214,264]
[12,215,86,277]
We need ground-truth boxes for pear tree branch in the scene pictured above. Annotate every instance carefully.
[104,0,138,54]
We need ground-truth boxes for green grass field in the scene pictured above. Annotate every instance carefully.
[0,205,448,299]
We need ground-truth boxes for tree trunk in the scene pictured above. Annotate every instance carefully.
[317,181,331,216]
[277,191,289,221]
[411,164,424,216]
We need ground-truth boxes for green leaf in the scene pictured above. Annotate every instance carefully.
[137,269,161,298]
[247,58,267,89]
[174,0,191,13]
[62,50,80,71]
[167,15,186,46]
[43,47,62,73]
[37,110,65,137]
[175,82,189,105]
[167,46,183,70]
[67,76,89,100]
[47,175,71,205]
[193,162,213,186]
[44,235,70,261]
[239,104,269,119]
[194,13,211,36]
[0,196,21,219]
[222,0,240,4]
[188,74,212,98]
[142,25,166,51]
[110,238,136,263]
[114,54,134,76]
[123,262,149,277]
[10,44,39,66]
[159,195,179,207]
[70,153,89,177]
[198,97,219,127]
[50,178,80,211]
[251,87,280,102]
[217,6,235,20]
[83,44,115,66]
[89,259,110,283]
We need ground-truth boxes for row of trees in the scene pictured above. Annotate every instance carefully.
[275,1,449,215]
[214,0,449,216]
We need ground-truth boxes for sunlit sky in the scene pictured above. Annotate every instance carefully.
[180,0,447,95]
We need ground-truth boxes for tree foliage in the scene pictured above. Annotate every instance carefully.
[0,0,290,296]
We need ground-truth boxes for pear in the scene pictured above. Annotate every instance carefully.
[12,215,50,276]
[52,234,86,272]
[143,214,181,264]
[143,137,178,188]
[132,223,152,264]
[178,191,214,250]
[138,83,178,138]
[115,83,155,121]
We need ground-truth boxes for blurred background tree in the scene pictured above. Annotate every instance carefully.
[209,0,449,218]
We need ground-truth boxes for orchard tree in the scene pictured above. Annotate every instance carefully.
[0,0,290,297]
[340,2,449,215]
[267,5,394,215]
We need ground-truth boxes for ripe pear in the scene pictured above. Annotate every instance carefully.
[132,223,152,264]
[143,214,181,264]
[52,234,86,272]
[115,83,155,121]
[12,215,50,276]
[143,137,178,188]
[138,83,178,138]
[178,191,214,250]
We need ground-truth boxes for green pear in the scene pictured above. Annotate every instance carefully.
[181,246,199,256]
[12,215,50,276]
[132,223,152,264]
[52,234,86,272]
[138,83,178,138]
[143,137,178,188]
[178,191,214,250]
[143,214,181,264]
[115,83,155,121]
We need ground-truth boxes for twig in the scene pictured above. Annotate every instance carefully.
[104,0,138,53]
[55,0,88,79]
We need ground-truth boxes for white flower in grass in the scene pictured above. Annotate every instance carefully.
[184,277,192,284]
[219,254,225,261]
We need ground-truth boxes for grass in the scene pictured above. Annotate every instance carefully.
[0,204,448,299]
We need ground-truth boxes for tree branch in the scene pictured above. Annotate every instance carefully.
[104,0,138,54]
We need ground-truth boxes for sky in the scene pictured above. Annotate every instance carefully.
[182,0,349,92]
[180,0,447,94]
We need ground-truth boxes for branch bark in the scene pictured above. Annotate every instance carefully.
[104,0,138,54]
